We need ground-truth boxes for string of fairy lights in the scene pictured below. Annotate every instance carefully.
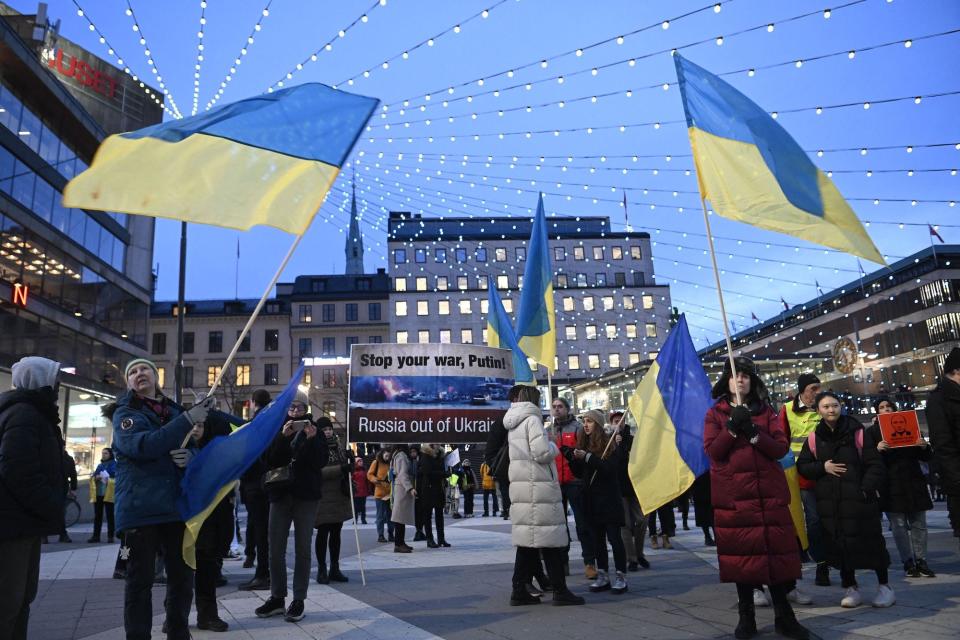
[204,1,272,110]
[119,0,184,119]
[190,0,207,116]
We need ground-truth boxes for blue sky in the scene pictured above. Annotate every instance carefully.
[19,0,960,346]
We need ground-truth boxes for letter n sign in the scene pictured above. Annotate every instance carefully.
[12,282,28,307]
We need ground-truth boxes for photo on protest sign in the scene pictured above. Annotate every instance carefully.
[348,343,515,444]
[878,410,922,448]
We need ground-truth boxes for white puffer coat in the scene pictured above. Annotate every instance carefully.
[504,402,567,548]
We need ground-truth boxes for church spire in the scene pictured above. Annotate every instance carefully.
[345,173,364,275]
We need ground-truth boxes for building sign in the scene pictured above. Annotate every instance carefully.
[347,343,515,444]
[12,282,28,307]
[44,48,118,99]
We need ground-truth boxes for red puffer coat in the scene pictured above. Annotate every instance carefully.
[704,398,801,586]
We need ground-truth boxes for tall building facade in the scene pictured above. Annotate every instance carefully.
[387,212,672,384]
[0,3,162,475]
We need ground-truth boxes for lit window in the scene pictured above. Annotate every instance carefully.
[642,295,654,310]
[554,247,566,261]
[417,300,429,316]
[503,299,514,313]
[605,324,617,339]
[418,330,430,343]
[299,305,313,323]
[611,246,623,260]
[458,276,469,290]
[439,329,451,343]
[623,295,635,310]
[593,246,604,260]
[461,328,473,343]
[395,277,407,292]
[395,301,407,316]
[557,274,568,288]
[573,246,585,261]
[602,296,614,311]
[609,353,621,368]
[397,331,409,344]
[459,299,472,314]
[565,325,577,340]
[648,350,659,360]
[628,352,641,366]
[588,354,601,369]
[630,245,642,259]
[478,277,488,290]
[563,296,575,311]
[495,247,507,262]
[207,365,222,387]
[437,276,448,290]
[568,355,581,369]
[157,367,165,388]
[497,275,509,289]
[480,300,489,314]
[586,325,598,340]
[482,328,488,343]
[583,296,595,311]
[236,364,251,386]
[438,300,450,315]
[645,323,658,338]
[626,324,638,339]
[416,276,428,291]
[576,273,588,287]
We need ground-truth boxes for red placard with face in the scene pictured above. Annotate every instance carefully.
[878,411,922,448]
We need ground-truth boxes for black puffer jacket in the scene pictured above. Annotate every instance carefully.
[265,421,328,502]
[0,387,67,540]
[867,422,933,514]
[417,445,448,508]
[797,415,889,571]
[569,445,626,526]
[927,377,960,496]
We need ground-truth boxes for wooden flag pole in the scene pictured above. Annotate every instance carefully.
[587,409,630,486]
[700,199,743,406]
[180,232,306,448]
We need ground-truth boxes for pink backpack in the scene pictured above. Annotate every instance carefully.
[806,429,863,459]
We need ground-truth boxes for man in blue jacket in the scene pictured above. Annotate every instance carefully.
[110,358,214,640]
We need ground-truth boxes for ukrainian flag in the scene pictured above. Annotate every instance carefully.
[627,315,712,514]
[177,365,304,569]
[64,84,378,235]
[515,194,557,372]
[673,54,884,264]
[486,276,535,384]
[779,451,809,551]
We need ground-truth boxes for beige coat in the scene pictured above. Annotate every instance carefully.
[504,402,566,548]
[389,451,416,525]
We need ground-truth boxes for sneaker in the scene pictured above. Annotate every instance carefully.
[815,562,831,587]
[584,563,598,580]
[255,597,286,618]
[787,587,812,605]
[627,561,639,572]
[637,555,650,569]
[588,569,611,592]
[872,585,895,608]
[904,559,921,578]
[611,571,628,594]
[916,559,936,578]
[284,599,305,622]
[525,582,543,597]
[753,588,771,607]
[662,536,673,549]
[840,586,862,608]
[650,535,660,549]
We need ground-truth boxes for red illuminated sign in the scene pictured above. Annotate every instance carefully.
[47,49,118,99]
[12,282,28,307]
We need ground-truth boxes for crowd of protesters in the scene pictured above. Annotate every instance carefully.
[1,346,958,639]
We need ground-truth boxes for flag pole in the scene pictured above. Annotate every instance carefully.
[699,199,743,406]
[346,463,368,586]
[180,232,306,447]
[174,221,188,405]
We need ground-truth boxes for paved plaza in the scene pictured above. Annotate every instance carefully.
[32,504,960,640]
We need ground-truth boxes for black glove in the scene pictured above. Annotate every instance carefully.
[560,445,575,461]
[727,405,753,436]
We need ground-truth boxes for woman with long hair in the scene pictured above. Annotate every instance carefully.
[367,448,394,543]
[565,409,628,594]
[314,418,353,584]
[704,357,813,640]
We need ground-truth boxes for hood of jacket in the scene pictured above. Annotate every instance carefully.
[0,387,60,422]
[421,443,441,457]
[936,376,960,402]
[11,357,60,391]
[504,401,542,430]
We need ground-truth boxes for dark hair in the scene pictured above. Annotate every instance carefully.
[507,384,526,402]
[102,447,113,458]
[710,356,769,405]
[814,390,841,409]
[553,397,571,410]
[392,443,410,455]
[872,396,898,413]
[252,389,271,409]
[514,385,541,405]
[315,416,334,430]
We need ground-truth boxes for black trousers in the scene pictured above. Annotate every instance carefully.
[482,489,499,514]
[353,496,367,523]
[514,547,568,591]
[947,494,960,535]
[591,522,627,573]
[196,498,234,618]
[499,480,511,514]
[840,566,889,588]
[124,522,193,640]
[0,536,41,640]
[648,504,677,537]
[315,522,343,568]
[422,503,446,542]
[463,489,475,515]
[243,488,270,579]
[737,582,789,608]
[393,523,407,547]
[92,496,115,539]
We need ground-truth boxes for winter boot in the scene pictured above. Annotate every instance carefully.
[735,599,758,639]
[328,563,349,582]
[650,534,660,549]
[774,602,817,640]
[510,585,541,606]
[814,562,830,587]
[661,536,673,549]
[316,563,329,584]
[552,588,586,606]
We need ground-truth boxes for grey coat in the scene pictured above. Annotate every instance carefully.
[390,451,416,525]
[315,445,353,525]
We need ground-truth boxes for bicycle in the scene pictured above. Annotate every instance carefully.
[64,495,81,528]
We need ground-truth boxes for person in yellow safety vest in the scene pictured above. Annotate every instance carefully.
[479,461,499,517]
[778,373,830,591]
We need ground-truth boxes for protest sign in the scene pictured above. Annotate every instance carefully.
[348,343,515,444]
[878,410,922,448]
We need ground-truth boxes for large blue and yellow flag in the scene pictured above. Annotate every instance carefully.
[177,365,304,569]
[486,276,535,384]
[627,315,712,514]
[64,84,378,234]
[515,194,556,372]
[673,54,884,264]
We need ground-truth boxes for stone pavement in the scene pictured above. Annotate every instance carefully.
[32,502,960,639]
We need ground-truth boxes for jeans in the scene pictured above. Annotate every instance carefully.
[244,489,270,579]
[315,522,343,568]
[124,522,193,640]
[591,523,627,573]
[92,496,115,539]
[621,495,647,562]
[800,489,824,563]
[196,498,234,619]
[482,489,499,514]
[887,511,928,564]
[463,489,475,515]
[353,496,367,523]
[375,498,394,539]
[269,495,318,601]
[0,536,41,640]
[561,482,595,564]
